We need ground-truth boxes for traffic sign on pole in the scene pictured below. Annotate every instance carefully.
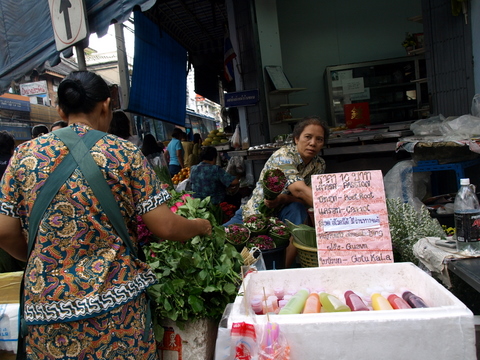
[48,0,88,52]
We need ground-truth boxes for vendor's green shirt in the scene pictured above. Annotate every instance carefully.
[242,143,326,218]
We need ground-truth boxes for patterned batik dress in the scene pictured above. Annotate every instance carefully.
[0,124,170,359]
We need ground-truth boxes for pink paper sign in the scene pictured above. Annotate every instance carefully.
[311,170,393,266]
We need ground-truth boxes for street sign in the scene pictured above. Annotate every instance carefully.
[48,0,88,51]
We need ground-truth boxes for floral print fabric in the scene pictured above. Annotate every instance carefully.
[242,143,325,218]
[26,293,157,359]
[0,124,170,325]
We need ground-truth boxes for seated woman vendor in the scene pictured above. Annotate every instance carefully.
[224,116,329,266]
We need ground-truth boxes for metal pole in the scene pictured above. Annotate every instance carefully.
[114,23,131,109]
[75,44,87,70]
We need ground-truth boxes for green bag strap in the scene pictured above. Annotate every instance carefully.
[54,127,151,342]
[27,129,105,256]
[54,126,139,258]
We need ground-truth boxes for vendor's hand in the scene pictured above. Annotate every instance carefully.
[194,218,212,236]
[264,197,281,209]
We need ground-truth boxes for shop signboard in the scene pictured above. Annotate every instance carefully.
[0,125,31,140]
[224,90,259,107]
[20,81,48,96]
[0,96,30,112]
[311,170,393,266]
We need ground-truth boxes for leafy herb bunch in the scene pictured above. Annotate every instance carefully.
[386,198,445,264]
[145,190,243,338]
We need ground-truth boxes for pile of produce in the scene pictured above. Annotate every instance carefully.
[145,191,243,339]
[202,129,229,146]
[171,167,190,185]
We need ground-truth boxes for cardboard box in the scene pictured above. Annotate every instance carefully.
[0,271,23,304]
[228,263,476,360]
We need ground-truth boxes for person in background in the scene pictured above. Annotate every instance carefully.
[0,71,211,358]
[0,130,24,273]
[186,133,202,168]
[31,124,49,138]
[0,130,14,180]
[190,146,239,205]
[181,131,193,167]
[50,120,68,131]
[164,128,185,176]
[142,133,166,169]
[224,116,329,267]
[108,110,143,147]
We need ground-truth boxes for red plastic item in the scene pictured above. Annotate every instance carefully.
[387,294,411,309]
[344,290,369,311]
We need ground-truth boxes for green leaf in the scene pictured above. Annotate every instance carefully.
[203,285,218,292]
[188,295,204,313]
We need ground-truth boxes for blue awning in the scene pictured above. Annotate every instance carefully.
[0,0,156,94]
[127,11,187,127]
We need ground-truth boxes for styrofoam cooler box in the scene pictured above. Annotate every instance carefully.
[228,263,476,360]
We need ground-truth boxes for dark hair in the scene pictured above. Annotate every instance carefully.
[200,146,217,161]
[292,116,330,145]
[193,133,202,144]
[57,71,110,116]
[50,120,68,130]
[142,134,163,156]
[31,125,49,138]
[171,128,184,139]
[109,110,132,139]
[0,130,15,155]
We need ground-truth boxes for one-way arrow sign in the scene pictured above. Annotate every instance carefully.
[48,0,88,51]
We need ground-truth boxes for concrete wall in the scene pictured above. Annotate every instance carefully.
[276,0,423,123]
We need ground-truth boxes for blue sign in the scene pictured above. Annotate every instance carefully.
[224,89,259,107]
[0,125,31,140]
[0,97,30,112]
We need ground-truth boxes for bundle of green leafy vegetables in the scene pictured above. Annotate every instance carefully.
[145,190,243,339]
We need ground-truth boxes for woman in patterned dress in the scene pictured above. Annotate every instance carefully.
[0,71,211,359]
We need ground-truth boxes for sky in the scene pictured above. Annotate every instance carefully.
[87,23,135,57]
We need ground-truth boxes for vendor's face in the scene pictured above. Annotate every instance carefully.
[295,124,325,163]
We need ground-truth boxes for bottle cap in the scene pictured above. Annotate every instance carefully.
[460,178,470,186]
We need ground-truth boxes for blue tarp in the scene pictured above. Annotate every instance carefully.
[127,11,187,127]
[0,0,156,94]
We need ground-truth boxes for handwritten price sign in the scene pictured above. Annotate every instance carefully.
[311,170,393,267]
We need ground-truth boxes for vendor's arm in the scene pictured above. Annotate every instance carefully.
[0,214,27,261]
[142,203,211,241]
[287,180,314,207]
[264,190,309,209]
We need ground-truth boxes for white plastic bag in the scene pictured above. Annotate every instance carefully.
[232,125,241,149]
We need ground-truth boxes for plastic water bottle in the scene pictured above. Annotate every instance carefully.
[454,178,480,254]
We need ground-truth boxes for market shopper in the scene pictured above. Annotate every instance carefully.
[224,116,329,266]
[50,119,68,131]
[109,109,143,147]
[164,127,185,176]
[0,71,211,359]
[190,146,239,205]
[142,133,167,168]
[31,124,49,138]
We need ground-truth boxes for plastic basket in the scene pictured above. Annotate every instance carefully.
[293,241,318,267]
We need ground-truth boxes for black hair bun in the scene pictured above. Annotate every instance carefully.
[58,78,87,109]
